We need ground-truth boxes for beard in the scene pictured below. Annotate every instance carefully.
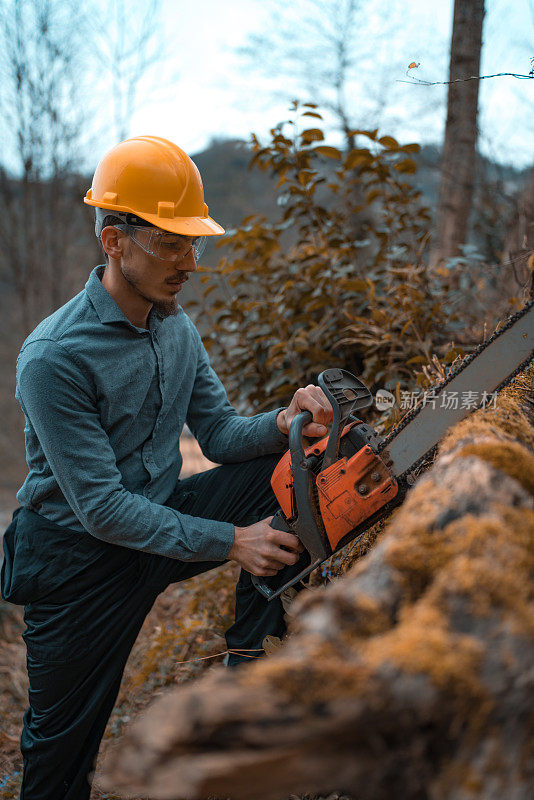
[151,297,180,318]
[121,264,181,318]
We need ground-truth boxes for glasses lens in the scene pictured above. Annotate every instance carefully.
[192,236,207,261]
[156,233,207,262]
[151,233,188,261]
[127,226,157,256]
[123,226,208,262]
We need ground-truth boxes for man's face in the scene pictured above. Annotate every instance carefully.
[117,228,198,317]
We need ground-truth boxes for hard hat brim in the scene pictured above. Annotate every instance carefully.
[84,196,225,236]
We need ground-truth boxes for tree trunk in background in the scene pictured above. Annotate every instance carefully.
[503,166,534,299]
[430,0,485,267]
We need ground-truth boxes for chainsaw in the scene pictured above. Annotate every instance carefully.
[252,300,534,601]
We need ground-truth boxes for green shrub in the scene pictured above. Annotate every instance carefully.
[191,102,464,412]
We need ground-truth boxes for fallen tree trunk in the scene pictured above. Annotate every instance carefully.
[103,367,534,800]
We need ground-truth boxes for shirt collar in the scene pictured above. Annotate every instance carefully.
[85,265,162,332]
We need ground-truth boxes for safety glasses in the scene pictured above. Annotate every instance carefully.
[115,223,207,263]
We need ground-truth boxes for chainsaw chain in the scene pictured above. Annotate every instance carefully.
[378,299,534,479]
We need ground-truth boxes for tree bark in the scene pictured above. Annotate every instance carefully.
[102,365,534,800]
[503,166,534,299]
[430,0,485,267]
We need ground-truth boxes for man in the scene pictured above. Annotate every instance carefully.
[1,135,332,799]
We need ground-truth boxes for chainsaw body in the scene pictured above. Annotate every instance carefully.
[272,419,398,553]
[253,302,534,600]
[252,368,403,600]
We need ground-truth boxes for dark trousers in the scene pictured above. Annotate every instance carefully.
[0,454,308,800]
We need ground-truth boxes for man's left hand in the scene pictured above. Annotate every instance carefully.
[276,384,333,438]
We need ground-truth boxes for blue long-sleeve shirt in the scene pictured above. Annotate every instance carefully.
[15,266,288,561]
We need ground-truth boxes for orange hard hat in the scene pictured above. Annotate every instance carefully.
[84,135,224,237]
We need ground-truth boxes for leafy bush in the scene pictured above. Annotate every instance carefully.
[191,102,464,412]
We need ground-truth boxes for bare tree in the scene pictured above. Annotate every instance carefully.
[0,0,92,334]
[90,0,167,143]
[430,0,485,267]
[241,0,401,150]
[503,166,534,299]
[0,0,168,335]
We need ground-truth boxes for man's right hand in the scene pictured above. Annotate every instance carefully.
[229,516,303,576]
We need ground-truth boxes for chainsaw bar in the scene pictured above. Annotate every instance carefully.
[381,300,534,479]
[254,300,534,602]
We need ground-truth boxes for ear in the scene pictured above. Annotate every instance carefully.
[101,226,126,260]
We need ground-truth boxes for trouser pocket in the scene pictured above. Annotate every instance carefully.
[1,508,138,607]
[1,508,53,605]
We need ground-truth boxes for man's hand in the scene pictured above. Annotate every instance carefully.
[277,384,333,438]
[229,516,304,576]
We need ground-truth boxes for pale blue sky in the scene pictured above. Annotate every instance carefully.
[89,0,534,169]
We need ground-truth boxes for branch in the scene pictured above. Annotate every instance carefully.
[399,59,534,85]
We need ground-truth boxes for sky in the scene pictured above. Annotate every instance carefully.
[1,0,531,172]
[91,0,533,171]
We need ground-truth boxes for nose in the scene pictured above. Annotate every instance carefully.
[174,247,197,273]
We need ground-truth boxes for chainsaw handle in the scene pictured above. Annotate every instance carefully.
[251,510,293,600]
[318,369,372,469]
[288,410,313,463]
[252,409,330,601]
[288,410,329,560]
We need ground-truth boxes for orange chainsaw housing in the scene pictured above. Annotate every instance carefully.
[271,421,399,551]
